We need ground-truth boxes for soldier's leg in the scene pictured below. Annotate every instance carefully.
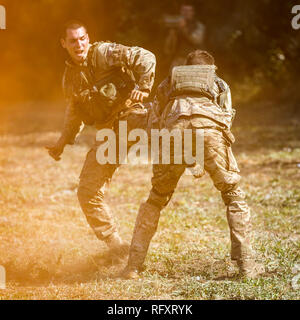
[123,164,185,278]
[204,129,264,277]
[123,119,189,278]
[77,147,128,253]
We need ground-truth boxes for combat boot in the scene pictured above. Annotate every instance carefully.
[105,232,130,258]
[119,265,141,280]
[237,259,265,279]
[119,201,161,279]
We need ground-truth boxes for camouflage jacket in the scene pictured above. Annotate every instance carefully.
[150,69,234,130]
[60,42,156,145]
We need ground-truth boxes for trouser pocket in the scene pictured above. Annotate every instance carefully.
[226,146,240,172]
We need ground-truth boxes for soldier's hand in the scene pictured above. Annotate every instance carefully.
[45,143,65,161]
[130,90,149,102]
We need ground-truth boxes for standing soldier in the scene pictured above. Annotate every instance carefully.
[46,21,156,256]
[164,3,206,69]
[122,50,265,279]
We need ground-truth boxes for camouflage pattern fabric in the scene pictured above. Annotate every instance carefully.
[128,118,255,269]
[57,42,156,241]
[77,109,147,240]
[149,71,234,131]
[171,65,216,97]
[60,42,156,146]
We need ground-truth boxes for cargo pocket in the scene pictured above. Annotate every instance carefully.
[226,146,240,172]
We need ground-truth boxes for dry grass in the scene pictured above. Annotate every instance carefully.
[0,101,299,300]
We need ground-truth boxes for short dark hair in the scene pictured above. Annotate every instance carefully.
[61,20,87,39]
[186,50,215,65]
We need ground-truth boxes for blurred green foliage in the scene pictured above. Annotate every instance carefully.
[0,0,299,104]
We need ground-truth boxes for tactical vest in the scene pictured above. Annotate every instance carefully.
[88,42,135,108]
[65,42,135,124]
[170,65,217,99]
[92,67,135,113]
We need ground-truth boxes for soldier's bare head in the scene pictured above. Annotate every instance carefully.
[186,50,215,66]
[180,3,195,21]
[61,20,90,65]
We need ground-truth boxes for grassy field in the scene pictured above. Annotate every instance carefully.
[0,101,299,300]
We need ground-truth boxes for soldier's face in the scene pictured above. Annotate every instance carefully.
[61,27,90,64]
[181,5,195,21]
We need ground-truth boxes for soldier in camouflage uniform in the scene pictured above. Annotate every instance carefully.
[46,21,156,255]
[164,3,206,69]
[122,50,265,279]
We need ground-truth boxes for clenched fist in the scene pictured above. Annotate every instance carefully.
[45,143,65,161]
[130,89,149,102]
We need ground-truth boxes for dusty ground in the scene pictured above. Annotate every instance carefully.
[0,100,299,299]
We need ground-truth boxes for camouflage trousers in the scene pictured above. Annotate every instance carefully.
[77,108,147,240]
[128,117,255,269]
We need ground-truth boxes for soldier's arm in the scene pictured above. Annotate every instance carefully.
[46,102,82,161]
[222,85,233,115]
[214,76,235,129]
[95,43,156,93]
[148,77,171,126]
[155,77,171,116]
[216,77,233,114]
[60,101,83,145]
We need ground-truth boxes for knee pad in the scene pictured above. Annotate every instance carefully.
[147,188,174,210]
[213,170,241,192]
[221,185,246,206]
